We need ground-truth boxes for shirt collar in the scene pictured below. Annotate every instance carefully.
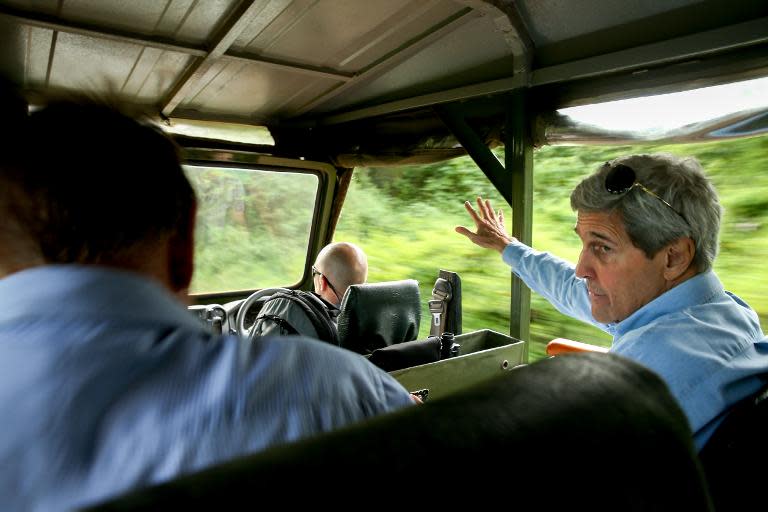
[0,265,201,330]
[613,270,723,336]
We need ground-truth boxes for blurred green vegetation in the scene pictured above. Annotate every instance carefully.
[335,135,768,362]
[185,167,318,294]
[186,137,767,363]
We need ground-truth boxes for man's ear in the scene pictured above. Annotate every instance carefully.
[168,206,196,294]
[663,237,696,281]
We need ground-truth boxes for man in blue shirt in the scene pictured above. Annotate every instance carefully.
[457,153,768,451]
[0,99,414,512]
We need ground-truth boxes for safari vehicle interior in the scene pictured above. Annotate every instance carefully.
[1,0,767,509]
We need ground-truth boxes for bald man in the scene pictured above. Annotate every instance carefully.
[250,242,368,343]
[312,242,368,306]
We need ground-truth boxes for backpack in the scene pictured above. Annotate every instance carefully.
[249,290,340,346]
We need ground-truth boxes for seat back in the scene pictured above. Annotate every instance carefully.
[250,290,339,345]
[337,279,421,355]
[83,353,712,511]
[699,382,768,511]
[367,336,442,372]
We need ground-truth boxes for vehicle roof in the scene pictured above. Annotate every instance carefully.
[1,0,766,157]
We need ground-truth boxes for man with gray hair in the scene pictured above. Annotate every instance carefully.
[457,153,768,450]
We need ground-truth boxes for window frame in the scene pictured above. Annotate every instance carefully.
[183,147,338,305]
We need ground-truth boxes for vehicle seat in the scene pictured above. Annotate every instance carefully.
[337,280,421,355]
[82,353,712,510]
[367,336,442,372]
[698,381,768,511]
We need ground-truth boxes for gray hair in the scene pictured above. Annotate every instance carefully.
[570,153,722,272]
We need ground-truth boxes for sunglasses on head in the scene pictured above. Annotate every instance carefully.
[604,164,689,226]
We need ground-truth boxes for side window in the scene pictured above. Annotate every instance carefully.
[184,165,318,294]
[337,139,768,362]
[335,157,511,340]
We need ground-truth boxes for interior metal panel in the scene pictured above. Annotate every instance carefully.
[24,26,53,86]
[152,0,199,40]
[230,0,293,51]
[390,329,524,400]
[125,50,194,102]
[314,11,518,114]
[55,0,240,45]
[514,0,700,46]
[170,0,241,44]
[240,0,417,68]
[49,33,145,93]
[314,0,458,73]
[1,0,58,15]
[326,0,464,73]
[176,59,340,120]
[0,0,765,133]
[59,0,174,37]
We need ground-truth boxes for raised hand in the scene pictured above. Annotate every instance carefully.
[455,196,515,253]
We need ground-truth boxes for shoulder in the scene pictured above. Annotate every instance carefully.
[253,335,414,411]
[153,330,377,387]
[612,307,758,377]
[247,334,388,379]
[100,332,411,450]
[205,333,410,407]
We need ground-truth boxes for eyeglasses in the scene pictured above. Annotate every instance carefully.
[311,265,341,302]
[605,164,689,226]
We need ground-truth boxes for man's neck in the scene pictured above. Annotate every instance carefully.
[666,267,700,292]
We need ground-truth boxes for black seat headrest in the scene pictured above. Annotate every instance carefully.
[699,381,768,511]
[337,280,421,355]
[83,353,712,510]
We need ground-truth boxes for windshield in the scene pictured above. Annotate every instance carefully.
[184,165,318,294]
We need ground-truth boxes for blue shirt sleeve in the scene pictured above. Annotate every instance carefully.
[501,241,607,332]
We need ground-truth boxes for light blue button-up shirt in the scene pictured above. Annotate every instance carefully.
[503,241,768,450]
[0,266,413,512]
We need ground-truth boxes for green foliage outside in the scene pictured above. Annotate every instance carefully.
[185,166,318,294]
[335,135,768,362]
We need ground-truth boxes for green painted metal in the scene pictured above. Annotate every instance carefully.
[434,103,513,206]
[435,92,533,359]
[506,89,533,359]
[390,329,525,400]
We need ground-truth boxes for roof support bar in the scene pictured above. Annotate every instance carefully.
[436,91,532,353]
[161,0,269,116]
[435,102,512,206]
[505,89,533,355]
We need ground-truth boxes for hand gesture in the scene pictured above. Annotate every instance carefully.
[455,196,515,253]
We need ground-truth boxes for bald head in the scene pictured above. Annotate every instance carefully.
[313,242,368,305]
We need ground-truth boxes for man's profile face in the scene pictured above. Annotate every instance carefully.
[574,210,669,324]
